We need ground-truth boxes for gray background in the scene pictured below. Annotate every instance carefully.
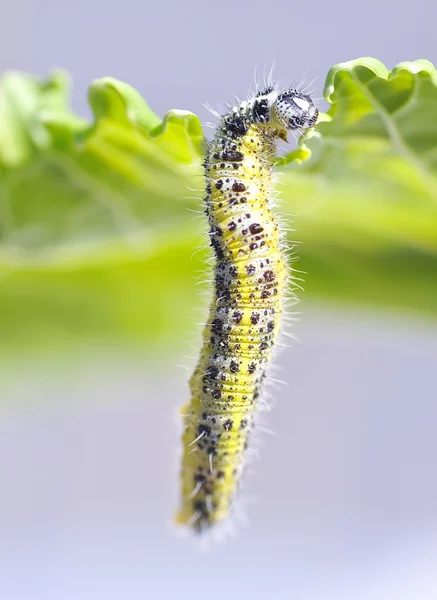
[1,1,437,599]
[2,309,437,600]
[3,0,436,121]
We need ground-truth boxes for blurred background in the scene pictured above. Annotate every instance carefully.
[1,1,437,599]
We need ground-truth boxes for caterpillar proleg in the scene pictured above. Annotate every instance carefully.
[177,83,318,533]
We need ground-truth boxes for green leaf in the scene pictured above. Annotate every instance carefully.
[88,77,162,131]
[0,71,205,362]
[0,69,85,169]
[0,60,436,364]
[0,72,203,257]
[280,57,437,314]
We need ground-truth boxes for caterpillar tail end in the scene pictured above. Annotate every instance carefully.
[175,512,210,535]
[176,483,231,534]
[175,503,223,534]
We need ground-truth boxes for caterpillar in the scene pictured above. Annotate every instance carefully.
[176,83,318,533]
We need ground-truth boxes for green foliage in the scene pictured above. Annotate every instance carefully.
[0,58,436,359]
[280,58,437,314]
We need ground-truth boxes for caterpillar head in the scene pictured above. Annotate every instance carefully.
[272,90,318,132]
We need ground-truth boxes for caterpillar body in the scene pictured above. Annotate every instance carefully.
[177,85,318,533]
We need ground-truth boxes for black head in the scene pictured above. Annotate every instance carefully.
[272,90,318,130]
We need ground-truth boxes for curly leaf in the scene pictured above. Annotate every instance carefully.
[0,60,436,363]
[280,57,437,313]
[0,71,203,259]
[88,77,162,131]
